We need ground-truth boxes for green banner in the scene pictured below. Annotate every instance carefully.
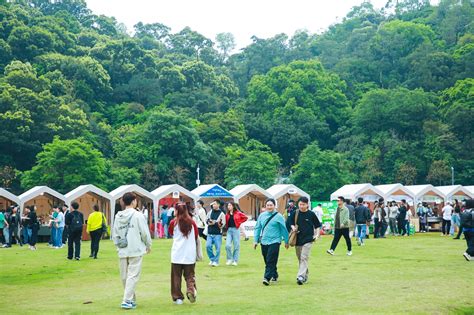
[312,201,337,233]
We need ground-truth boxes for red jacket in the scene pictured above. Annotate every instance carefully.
[225,210,248,229]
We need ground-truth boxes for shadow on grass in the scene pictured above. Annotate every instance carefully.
[450,306,474,315]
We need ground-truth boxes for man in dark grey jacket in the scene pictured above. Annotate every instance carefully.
[354,197,371,246]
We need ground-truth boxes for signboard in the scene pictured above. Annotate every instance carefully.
[241,220,256,237]
[288,188,297,194]
[311,201,337,233]
[172,191,180,199]
[200,185,233,198]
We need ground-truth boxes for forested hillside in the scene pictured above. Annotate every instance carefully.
[0,0,472,199]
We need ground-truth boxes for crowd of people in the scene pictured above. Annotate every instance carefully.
[1,193,473,310]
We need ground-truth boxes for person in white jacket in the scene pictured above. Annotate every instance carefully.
[112,192,152,310]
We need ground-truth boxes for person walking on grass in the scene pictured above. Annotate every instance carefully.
[354,197,370,246]
[397,200,408,236]
[388,201,399,236]
[225,202,248,266]
[441,202,453,236]
[65,202,84,260]
[327,196,352,256]
[8,206,22,247]
[206,200,226,267]
[254,198,289,286]
[168,203,199,305]
[87,204,107,259]
[113,192,152,310]
[54,206,65,248]
[460,199,474,262]
[286,197,321,285]
[27,205,39,251]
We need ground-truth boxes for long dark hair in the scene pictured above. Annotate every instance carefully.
[175,203,193,238]
[226,202,241,213]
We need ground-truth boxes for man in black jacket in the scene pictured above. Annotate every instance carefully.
[460,199,474,261]
[65,201,84,260]
[354,197,371,246]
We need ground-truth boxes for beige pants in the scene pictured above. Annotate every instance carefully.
[295,242,313,280]
[119,256,143,303]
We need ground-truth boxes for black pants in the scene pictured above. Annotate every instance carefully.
[380,221,388,237]
[465,231,474,256]
[198,228,207,240]
[261,243,280,281]
[62,226,68,244]
[442,219,451,235]
[29,225,38,246]
[90,229,102,257]
[330,228,352,251]
[68,229,82,259]
[9,228,22,245]
[374,218,381,238]
[398,219,407,235]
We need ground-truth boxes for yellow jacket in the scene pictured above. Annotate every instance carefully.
[87,211,106,233]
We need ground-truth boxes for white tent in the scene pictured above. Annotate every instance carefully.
[465,186,474,198]
[436,185,474,203]
[19,186,66,216]
[230,184,272,219]
[375,184,415,204]
[65,184,112,224]
[330,184,384,202]
[266,184,310,214]
[405,185,445,205]
[0,188,20,209]
[110,184,155,227]
[151,184,198,238]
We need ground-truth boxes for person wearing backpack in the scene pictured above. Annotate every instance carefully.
[65,201,84,260]
[254,198,289,286]
[460,199,474,262]
[112,192,152,310]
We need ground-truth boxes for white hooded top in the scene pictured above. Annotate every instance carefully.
[171,223,197,264]
[113,208,152,258]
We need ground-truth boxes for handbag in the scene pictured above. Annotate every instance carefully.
[196,237,203,261]
[288,210,300,247]
[101,213,108,236]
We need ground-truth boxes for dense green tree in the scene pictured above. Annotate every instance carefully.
[21,137,107,193]
[224,140,280,188]
[291,142,354,200]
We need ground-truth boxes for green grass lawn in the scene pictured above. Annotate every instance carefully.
[0,233,472,314]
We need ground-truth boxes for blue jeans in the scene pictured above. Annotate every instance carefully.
[206,234,222,263]
[54,227,64,247]
[50,226,57,245]
[225,227,241,262]
[3,226,9,244]
[22,227,30,244]
[356,224,367,243]
[406,220,411,235]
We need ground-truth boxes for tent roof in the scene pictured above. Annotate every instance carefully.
[151,184,198,201]
[465,186,474,196]
[266,184,309,200]
[404,185,445,199]
[330,183,384,201]
[230,184,272,200]
[110,184,154,201]
[64,184,111,204]
[18,186,66,204]
[436,185,474,199]
[0,188,20,205]
[375,184,415,199]
[191,184,233,198]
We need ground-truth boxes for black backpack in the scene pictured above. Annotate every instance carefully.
[461,209,474,228]
[70,211,83,232]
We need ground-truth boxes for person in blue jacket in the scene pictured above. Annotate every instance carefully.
[254,198,289,286]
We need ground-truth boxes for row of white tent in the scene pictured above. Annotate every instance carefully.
[0,183,310,232]
[330,183,474,205]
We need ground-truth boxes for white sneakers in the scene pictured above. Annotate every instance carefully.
[326,249,334,255]
[347,251,353,256]
[174,299,183,305]
[226,260,232,265]
[211,261,219,267]
[232,261,238,266]
[463,252,473,261]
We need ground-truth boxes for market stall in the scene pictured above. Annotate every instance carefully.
[151,184,198,238]
[266,184,310,215]
[19,186,66,223]
[0,188,20,210]
[436,185,474,203]
[65,185,112,241]
[330,183,384,209]
[405,185,446,231]
[191,184,233,208]
[229,184,272,220]
[110,184,154,229]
